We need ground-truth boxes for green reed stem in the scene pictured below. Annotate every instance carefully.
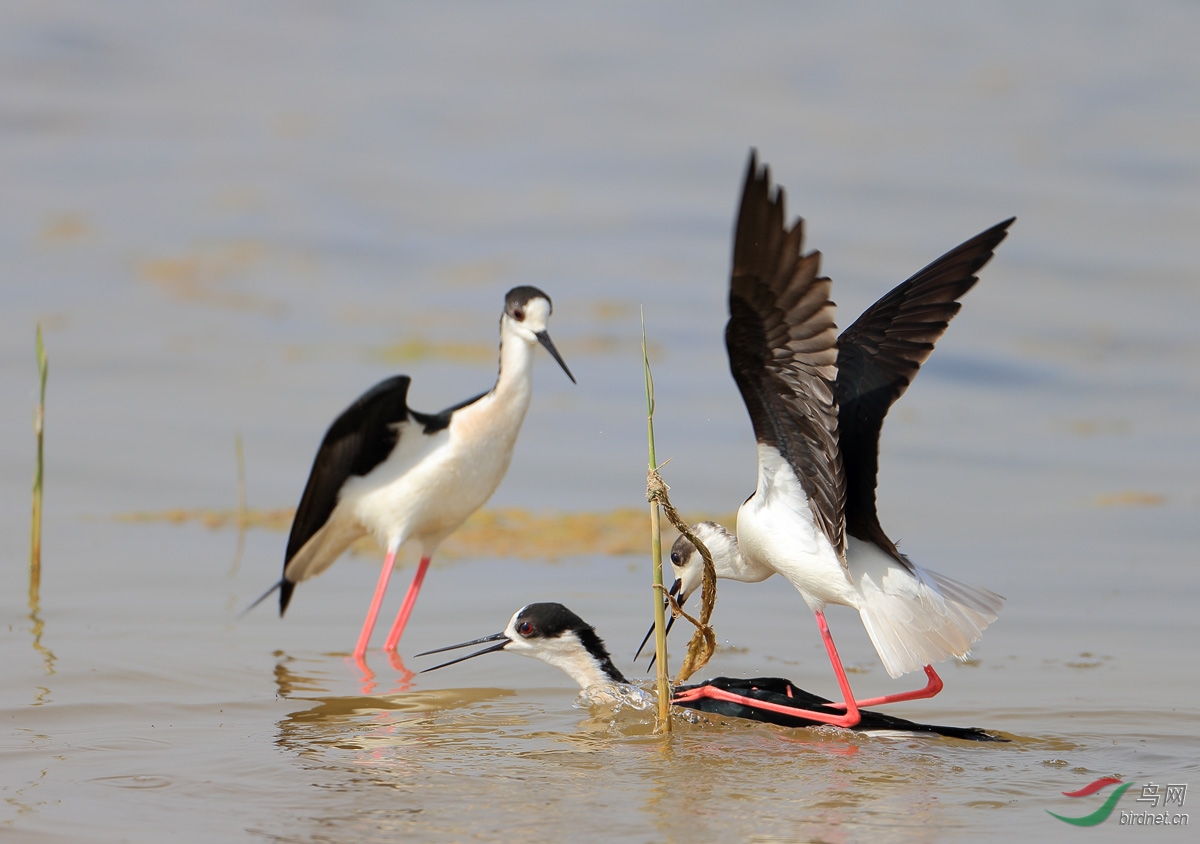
[641,309,671,732]
[30,325,48,609]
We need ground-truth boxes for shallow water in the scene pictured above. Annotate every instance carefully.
[3,2,1199,842]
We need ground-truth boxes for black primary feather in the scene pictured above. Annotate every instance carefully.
[836,218,1014,559]
[725,150,845,557]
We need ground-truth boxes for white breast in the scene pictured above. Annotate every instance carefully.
[343,385,532,555]
[736,444,856,612]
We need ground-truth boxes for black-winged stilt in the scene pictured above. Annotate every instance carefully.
[418,602,1000,739]
[639,153,1011,727]
[636,205,1015,661]
[250,286,575,659]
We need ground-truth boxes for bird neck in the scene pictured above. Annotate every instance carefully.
[491,316,537,409]
[694,522,772,584]
[536,632,629,690]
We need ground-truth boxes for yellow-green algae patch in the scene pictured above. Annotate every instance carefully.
[115,506,736,561]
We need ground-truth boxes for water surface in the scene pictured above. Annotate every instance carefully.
[2,2,1198,841]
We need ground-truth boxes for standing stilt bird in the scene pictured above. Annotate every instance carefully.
[639,152,1011,727]
[249,286,574,658]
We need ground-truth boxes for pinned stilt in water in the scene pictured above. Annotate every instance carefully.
[418,602,1005,741]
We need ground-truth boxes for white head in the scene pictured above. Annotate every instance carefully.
[633,522,745,662]
[668,521,744,603]
[418,602,627,691]
[501,286,575,383]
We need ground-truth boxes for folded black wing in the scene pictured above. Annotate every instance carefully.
[281,375,413,609]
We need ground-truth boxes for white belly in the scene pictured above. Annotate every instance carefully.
[343,389,528,555]
[736,444,856,612]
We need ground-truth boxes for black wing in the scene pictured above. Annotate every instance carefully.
[725,151,844,556]
[837,218,1014,553]
[281,375,413,612]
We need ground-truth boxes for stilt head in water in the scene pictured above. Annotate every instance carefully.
[417,602,629,690]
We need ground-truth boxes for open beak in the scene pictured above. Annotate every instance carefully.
[634,578,683,669]
[536,330,576,384]
[415,631,510,673]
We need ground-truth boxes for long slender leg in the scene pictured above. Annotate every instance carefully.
[818,606,944,709]
[812,610,862,727]
[383,556,431,652]
[354,547,398,659]
[672,611,862,728]
[830,665,944,710]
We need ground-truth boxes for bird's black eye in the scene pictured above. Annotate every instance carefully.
[517,621,534,637]
[512,306,525,321]
[670,552,681,565]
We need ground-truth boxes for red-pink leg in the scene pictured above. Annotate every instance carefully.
[671,611,862,728]
[382,556,431,652]
[354,548,398,658]
[812,610,862,727]
[828,665,944,710]
[672,682,861,728]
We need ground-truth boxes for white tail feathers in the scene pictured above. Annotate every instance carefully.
[857,563,1004,679]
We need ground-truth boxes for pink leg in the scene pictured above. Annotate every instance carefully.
[816,607,943,709]
[673,682,862,729]
[811,610,862,727]
[828,665,944,710]
[382,556,431,652]
[354,548,398,658]
[673,611,862,728]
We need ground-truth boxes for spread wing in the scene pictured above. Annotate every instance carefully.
[725,151,844,557]
[281,375,413,610]
[837,218,1014,552]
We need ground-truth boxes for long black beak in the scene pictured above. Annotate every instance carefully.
[415,632,510,673]
[536,330,576,384]
[634,578,683,668]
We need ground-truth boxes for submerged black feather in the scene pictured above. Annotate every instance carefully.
[676,676,1005,741]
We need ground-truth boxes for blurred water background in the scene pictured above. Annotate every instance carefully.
[2,2,1198,842]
